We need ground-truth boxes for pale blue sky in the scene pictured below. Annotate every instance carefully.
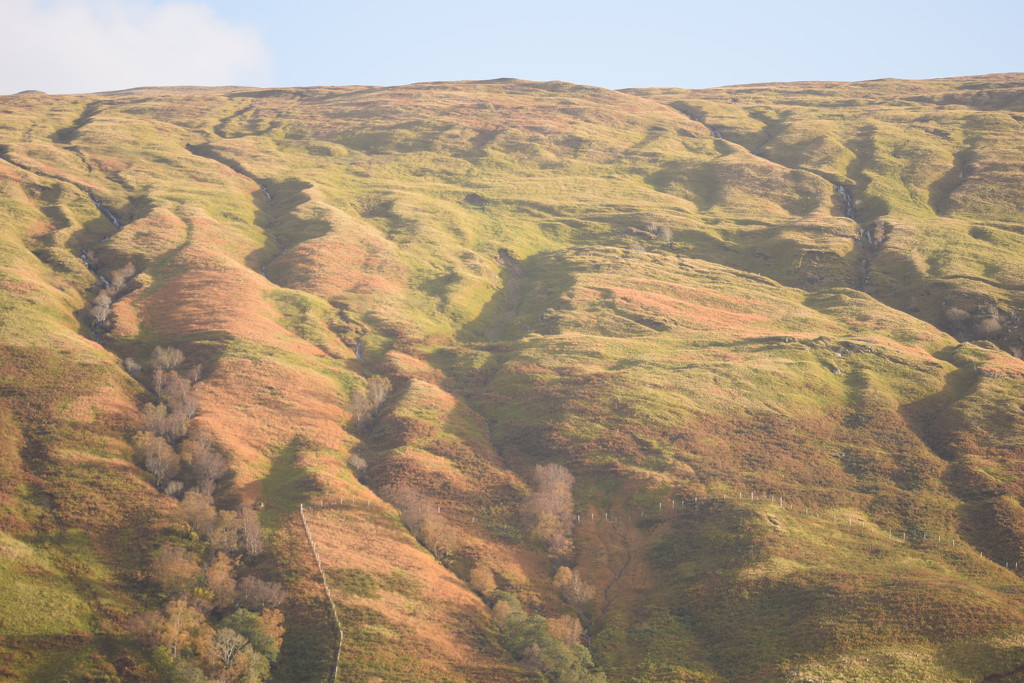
[3,0,1021,94]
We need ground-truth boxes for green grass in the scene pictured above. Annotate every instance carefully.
[3,74,1024,681]
[258,442,314,529]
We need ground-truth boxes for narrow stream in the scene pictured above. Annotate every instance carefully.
[79,249,111,289]
[87,190,121,229]
[835,184,856,220]
[78,192,124,289]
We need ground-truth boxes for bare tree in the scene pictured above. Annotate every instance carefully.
[179,491,217,537]
[237,576,285,610]
[109,262,137,292]
[240,507,264,556]
[157,372,197,418]
[151,345,185,370]
[367,376,392,415]
[206,553,237,608]
[521,464,575,556]
[90,300,111,325]
[186,437,229,489]
[469,565,497,596]
[209,510,241,552]
[140,433,180,488]
[151,544,201,595]
[350,391,372,426]
[214,627,249,673]
[348,453,368,478]
[976,317,1003,338]
[142,403,188,441]
[123,357,142,378]
[93,290,113,307]
[553,566,595,611]
[548,614,584,646]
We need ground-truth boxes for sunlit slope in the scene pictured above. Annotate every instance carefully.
[0,75,1023,680]
[630,74,1024,352]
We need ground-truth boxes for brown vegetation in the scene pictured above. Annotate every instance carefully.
[521,464,576,557]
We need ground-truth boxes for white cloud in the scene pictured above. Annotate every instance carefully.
[0,0,270,94]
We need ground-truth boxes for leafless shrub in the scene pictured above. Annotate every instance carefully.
[348,453,368,477]
[237,576,286,610]
[123,357,142,378]
[240,507,264,556]
[89,300,111,324]
[656,224,674,243]
[945,307,970,324]
[976,317,1003,338]
[367,376,392,414]
[165,480,185,498]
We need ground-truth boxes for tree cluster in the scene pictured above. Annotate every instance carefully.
[140,492,283,681]
[131,601,284,683]
[126,345,284,680]
[491,592,606,683]
[131,346,225,496]
[521,463,576,557]
[87,260,136,330]
[383,483,458,560]
[553,566,595,613]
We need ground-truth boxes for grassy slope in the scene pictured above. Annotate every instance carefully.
[0,74,1023,680]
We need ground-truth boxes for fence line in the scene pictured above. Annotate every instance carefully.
[300,503,343,682]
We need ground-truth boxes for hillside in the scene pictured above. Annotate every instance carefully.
[1,73,1024,681]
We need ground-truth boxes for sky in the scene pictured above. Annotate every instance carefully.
[2,0,1021,95]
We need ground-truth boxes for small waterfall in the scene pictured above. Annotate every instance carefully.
[354,338,364,361]
[79,249,111,289]
[259,184,272,201]
[87,191,121,229]
[709,125,723,140]
[835,184,856,220]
